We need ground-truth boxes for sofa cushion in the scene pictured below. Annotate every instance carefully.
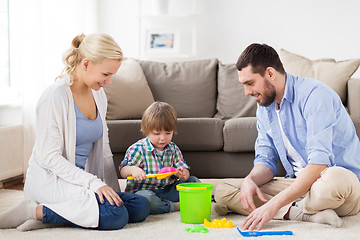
[279,49,360,104]
[347,78,360,118]
[107,119,143,152]
[172,118,224,151]
[108,118,224,153]
[350,116,360,139]
[139,59,219,118]
[104,58,155,120]
[215,63,257,120]
[223,117,257,152]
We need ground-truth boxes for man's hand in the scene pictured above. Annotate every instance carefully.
[240,164,328,230]
[237,164,275,231]
[241,200,280,230]
[240,176,268,213]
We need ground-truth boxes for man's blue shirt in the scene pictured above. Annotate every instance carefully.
[255,73,360,179]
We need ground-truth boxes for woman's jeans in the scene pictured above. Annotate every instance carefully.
[42,192,150,230]
[136,176,200,214]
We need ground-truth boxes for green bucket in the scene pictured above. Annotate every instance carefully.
[176,182,214,224]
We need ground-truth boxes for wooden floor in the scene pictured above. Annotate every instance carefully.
[1,176,24,191]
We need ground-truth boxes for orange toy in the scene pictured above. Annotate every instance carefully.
[204,218,233,228]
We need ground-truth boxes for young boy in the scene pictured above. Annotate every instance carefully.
[120,101,200,214]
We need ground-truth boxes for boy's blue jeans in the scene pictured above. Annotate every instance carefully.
[135,176,200,214]
[42,192,150,230]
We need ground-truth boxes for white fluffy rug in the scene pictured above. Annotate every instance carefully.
[1,187,360,240]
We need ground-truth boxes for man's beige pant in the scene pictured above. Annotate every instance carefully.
[214,167,360,219]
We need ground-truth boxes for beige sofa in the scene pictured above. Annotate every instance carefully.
[104,49,360,179]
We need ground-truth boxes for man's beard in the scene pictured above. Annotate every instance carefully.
[258,78,276,107]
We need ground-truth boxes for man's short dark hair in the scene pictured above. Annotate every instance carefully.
[236,43,285,76]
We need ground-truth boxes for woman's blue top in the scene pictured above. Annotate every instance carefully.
[74,102,103,170]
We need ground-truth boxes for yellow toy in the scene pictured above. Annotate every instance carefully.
[204,218,233,228]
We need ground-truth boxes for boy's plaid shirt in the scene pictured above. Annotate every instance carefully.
[120,137,189,192]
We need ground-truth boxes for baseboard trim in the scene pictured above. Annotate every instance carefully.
[0,175,24,190]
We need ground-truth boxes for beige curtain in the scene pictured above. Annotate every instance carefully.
[9,0,98,179]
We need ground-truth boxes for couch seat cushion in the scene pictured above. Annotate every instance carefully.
[107,119,143,152]
[139,59,219,118]
[171,118,224,151]
[223,117,257,152]
[108,118,224,153]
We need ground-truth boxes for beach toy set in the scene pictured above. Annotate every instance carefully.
[176,182,294,237]
[130,169,293,237]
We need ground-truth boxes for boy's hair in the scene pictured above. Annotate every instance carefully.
[236,43,285,76]
[141,101,177,135]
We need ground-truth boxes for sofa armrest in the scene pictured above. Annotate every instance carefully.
[350,116,360,139]
[347,78,360,119]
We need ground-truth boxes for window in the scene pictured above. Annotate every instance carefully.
[0,0,9,89]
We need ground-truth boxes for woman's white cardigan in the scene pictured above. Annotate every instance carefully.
[24,76,120,227]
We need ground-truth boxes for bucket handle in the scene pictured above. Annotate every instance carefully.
[176,186,207,190]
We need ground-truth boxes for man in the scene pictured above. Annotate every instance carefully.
[214,43,360,231]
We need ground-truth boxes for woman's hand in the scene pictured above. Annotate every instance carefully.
[175,168,190,181]
[96,185,123,207]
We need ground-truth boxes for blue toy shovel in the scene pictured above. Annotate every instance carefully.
[237,227,293,237]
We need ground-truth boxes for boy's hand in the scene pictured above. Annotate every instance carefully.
[175,168,190,181]
[130,166,147,181]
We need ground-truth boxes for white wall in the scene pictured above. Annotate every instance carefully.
[97,0,140,59]
[196,0,360,64]
[97,0,360,76]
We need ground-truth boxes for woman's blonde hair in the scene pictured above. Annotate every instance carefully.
[58,33,123,81]
[141,102,177,136]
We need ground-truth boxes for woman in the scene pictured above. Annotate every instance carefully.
[0,33,150,231]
